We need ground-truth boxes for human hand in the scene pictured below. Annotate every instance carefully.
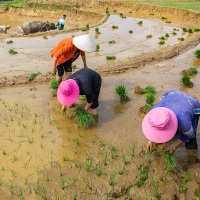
[146,141,154,151]
[51,68,56,76]
[61,105,66,114]
[165,145,176,155]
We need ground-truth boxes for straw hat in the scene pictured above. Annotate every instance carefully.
[142,107,178,143]
[6,25,11,29]
[72,34,95,52]
[57,79,80,106]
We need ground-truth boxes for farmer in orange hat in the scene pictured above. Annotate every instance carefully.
[50,34,96,84]
[0,25,11,33]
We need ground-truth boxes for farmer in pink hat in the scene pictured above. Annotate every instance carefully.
[57,68,101,116]
[142,90,200,154]
[50,34,96,84]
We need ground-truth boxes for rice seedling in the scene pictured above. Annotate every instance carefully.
[112,25,118,29]
[146,34,152,39]
[95,27,101,34]
[35,182,48,200]
[108,40,116,44]
[152,176,160,199]
[194,28,200,32]
[106,55,116,60]
[22,176,29,185]
[44,173,50,182]
[188,66,198,75]
[86,24,90,30]
[95,163,103,176]
[28,137,33,143]
[172,32,177,35]
[118,165,127,175]
[99,139,107,147]
[122,151,127,165]
[131,144,136,157]
[142,85,156,94]
[181,75,193,87]
[9,182,15,194]
[75,138,80,147]
[159,36,165,40]
[158,41,165,45]
[2,150,6,155]
[85,156,93,171]
[24,156,32,169]
[194,190,200,198]
[180,172,190,193]
[75,108,95,128]
[166,20,171,23]
[145,93,156,105]
[194,49,200,58]
[165,33,169,37]
[96,44,100,52]
[114,83,130,102]
[161,16,167,20]
[6,40,13,44]
[119,13,126,18]
[164,152,177,171]
[8,49,17,54]
[109,170,116,186]
[61,178,75,189]
[51,79,58,96]
[43,35,48,39]
[162,171,169,183]
[149,13,154,15]
[83,177,93,190]
[110,145,118,159]
[182,27,188,32]
[103,151,108,165]
[189,28,193,33]
[114,9,117,13]
[128,30,133,34]
[178,37,185,41]
[138,21,143,25]
[139,104,153,114]
[136,165,149,187]
[106,7,110,16]
[28,71,42,81]
[62,154,69,162]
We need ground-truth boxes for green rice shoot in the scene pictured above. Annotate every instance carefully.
[142,86,156,94]
[188,66,198,75]
[194,49,200,58]
[51,79,58,96]
[164,152,177,171]
[75,108,95,128]
[115,83,130,102]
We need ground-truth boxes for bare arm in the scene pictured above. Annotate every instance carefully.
[51,56,57,76]
[168,139,184,154]
[81,55,87,68]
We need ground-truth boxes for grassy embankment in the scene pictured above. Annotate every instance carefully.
[1,0,200,13]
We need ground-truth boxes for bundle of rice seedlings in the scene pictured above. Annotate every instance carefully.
[194,49,200,58]
[115,83,130,102]
[146,93,156,105]
[181,75,193,88]
[188,66,198,75]
[139,104,152,114]
[142,86,156,95]
[106,56,116,60]
[51,79,58,96]
[76,108,95,128]
[164,152,177,171]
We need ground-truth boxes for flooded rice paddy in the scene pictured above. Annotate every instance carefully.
[0,11,200,199]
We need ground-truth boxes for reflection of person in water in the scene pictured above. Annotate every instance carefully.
[56,15,66,30]
[50,34,95,84]
[0,25,11,33]
[57,68,102,116]
[142,90,200,155]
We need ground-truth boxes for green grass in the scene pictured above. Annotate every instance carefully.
[75,108,95,128]
[114,83,130,102]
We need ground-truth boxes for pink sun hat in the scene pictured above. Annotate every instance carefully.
[142,107,178,143]
[57,79,80,106]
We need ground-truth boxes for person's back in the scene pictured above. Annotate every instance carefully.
[0,25,10,33]
[57,15,66,30]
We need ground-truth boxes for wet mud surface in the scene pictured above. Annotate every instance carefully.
[0,3,200,200]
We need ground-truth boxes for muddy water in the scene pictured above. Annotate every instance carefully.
[0,15,187,77]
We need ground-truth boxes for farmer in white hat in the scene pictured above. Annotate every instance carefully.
[0,25,11,33]
[142,90,200,155]
[50,34,96,84]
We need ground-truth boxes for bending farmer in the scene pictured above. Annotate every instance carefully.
[56,15,66,30]
[50,34,95,84]
[142,90,200,154]
[57,68,101,116]
[0,25,11,33]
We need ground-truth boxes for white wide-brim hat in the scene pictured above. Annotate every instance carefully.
[72,34,96,52]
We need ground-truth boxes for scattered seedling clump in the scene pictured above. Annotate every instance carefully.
[149,13,154,16]
[8,49,17,54]
[180,172,190,193]
[114,83,130,102]
[43,35,48,39]
[106,7,110,16]
[159,36,165,40]
[119,13,126,18]
[75,108,95,128]
[182,27,188,32]
[161,16,167,20]
[51,79,58,96]
[145,93,156,105]
[112,25,118,29]
[96,44,100,52]
[136,165,149,187]
[28,71,42,81]
[138,21,143,25]
[182,66,198,76]
[128,30,133,34]
[146,34,152,39]
[181,74,193,88]
[172,32,177,35]
[7,40,13,44]
[95,27,101,34]
[106,55,116,60]
[158,41,165,45]
[166,21,171,23]
[194,28,200,32]
[194,49,200,58]
[164,152,177,171]
[108,40,116,44]
[178,37,185,41]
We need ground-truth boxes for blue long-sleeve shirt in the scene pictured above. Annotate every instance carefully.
[153,90,200,142]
